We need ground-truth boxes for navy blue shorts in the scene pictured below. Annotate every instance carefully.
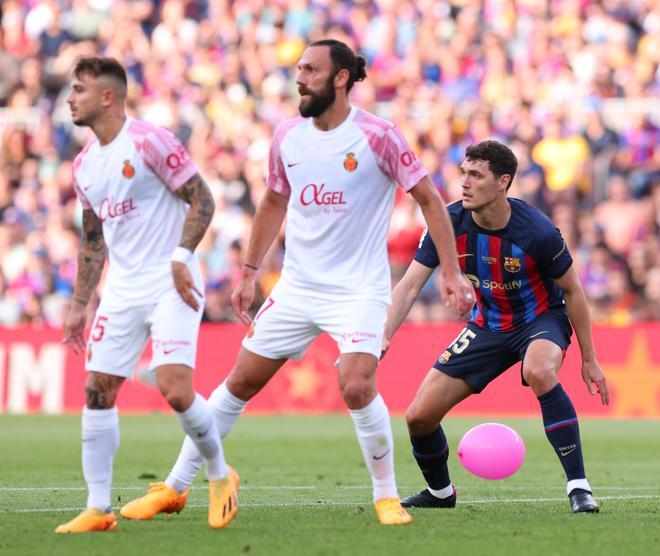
[432,311,572,393]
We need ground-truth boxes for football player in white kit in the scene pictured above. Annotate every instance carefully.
[55,57,238,533]
[122,40,473,525]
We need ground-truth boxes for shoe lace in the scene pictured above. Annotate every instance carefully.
[378,498,405,514]
[146,482,167,494]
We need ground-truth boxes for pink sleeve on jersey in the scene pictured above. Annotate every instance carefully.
[72,143,92,209]
[129,120,199,191]
[266,118,302,195]
[354,111,428,191]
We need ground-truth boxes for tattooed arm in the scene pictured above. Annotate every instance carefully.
[174,173,215,251]
[172,173,215,310]
[63,209,106,354]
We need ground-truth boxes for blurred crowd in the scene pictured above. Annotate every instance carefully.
[0,0,659,328]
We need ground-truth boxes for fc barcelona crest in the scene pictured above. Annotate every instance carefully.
[504,257,521,273]
[438,350,452,364]
[343,152,358,172]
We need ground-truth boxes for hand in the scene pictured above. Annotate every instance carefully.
[380,337,390,360]
[171,261,203,311]
[581,358,609,406]
[231,272,256,325]
[441,269,475,316]
[62,304,87,354]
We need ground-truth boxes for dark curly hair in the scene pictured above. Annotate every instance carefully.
[465,140,518,190]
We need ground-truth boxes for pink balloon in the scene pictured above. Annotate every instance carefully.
[457,423,525,480]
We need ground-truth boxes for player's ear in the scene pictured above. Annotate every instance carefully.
[334,68,349,90]
[100,86,115,108]
[498,174,511,191]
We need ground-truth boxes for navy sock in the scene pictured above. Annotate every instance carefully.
[410,426,451,490]
[538,383,585,481]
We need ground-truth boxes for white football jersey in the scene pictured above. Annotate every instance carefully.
[72,117,200,308]
[267,106,428,303]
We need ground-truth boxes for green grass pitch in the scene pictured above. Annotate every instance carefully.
[0,414,658,556]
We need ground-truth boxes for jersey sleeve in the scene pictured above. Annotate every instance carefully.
[140,127,199,191]
[539,226,573,278]
[413,228,440,269]
[266,122,292,195]
[373,126,428,191]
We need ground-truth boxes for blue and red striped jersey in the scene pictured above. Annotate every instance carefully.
[415,198,572,332]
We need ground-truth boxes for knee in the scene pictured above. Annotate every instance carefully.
[523,364,557,395]
[225,370,260,401]
[405,405,439,436]
[340,377,375,409]
[157,377,194,412]
[85,373,122,409]
[161,388,193,412]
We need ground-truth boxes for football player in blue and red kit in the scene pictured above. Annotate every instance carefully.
[384,140,609,513]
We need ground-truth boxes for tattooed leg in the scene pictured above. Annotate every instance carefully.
[85,372,125,409]
[80,372,123,512]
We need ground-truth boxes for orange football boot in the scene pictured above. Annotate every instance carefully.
[55,509,118,533]
[208,466,240,529]
[120,482,188,520]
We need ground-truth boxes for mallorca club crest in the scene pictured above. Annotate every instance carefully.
[122,160,135,179]
[343,152,358,172]
[504,257,521,273]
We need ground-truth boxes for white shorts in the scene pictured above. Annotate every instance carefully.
[242,289,387,360]
[85,286,204,378]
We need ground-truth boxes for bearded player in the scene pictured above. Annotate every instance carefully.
[121,39,474,525]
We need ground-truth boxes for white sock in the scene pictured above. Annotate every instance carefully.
[428,484,454,499]
[209,382,247,437]
[165,436,203,493]
[567,478,592,495]
[82,406,119,511]
[166,383,247,491]
[175,394,226,481]
[349,394,398,501]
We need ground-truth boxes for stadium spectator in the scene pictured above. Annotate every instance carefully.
[0,0,658,325]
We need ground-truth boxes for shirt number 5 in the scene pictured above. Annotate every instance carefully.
[450,327,476,354]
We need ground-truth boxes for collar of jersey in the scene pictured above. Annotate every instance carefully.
[96,117,132,154]
[306,106,356,139]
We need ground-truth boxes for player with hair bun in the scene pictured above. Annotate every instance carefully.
[122,39,473,526]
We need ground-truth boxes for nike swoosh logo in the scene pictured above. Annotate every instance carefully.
[530,331,549,339]
[351,338,370,343]
[287,161,302,167]
[373,449,390,460]
[457,254,473,258]
[197,425,212,438]
[559,447,576,457]
[83,185,92,191]
[163,347,183,355]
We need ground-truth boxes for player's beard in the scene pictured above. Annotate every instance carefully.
[72,114,89,126]
[299,75,336,118]
[71,105,100,128]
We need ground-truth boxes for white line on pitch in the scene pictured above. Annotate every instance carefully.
[1,485,657,492]
[6,494,660,513]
